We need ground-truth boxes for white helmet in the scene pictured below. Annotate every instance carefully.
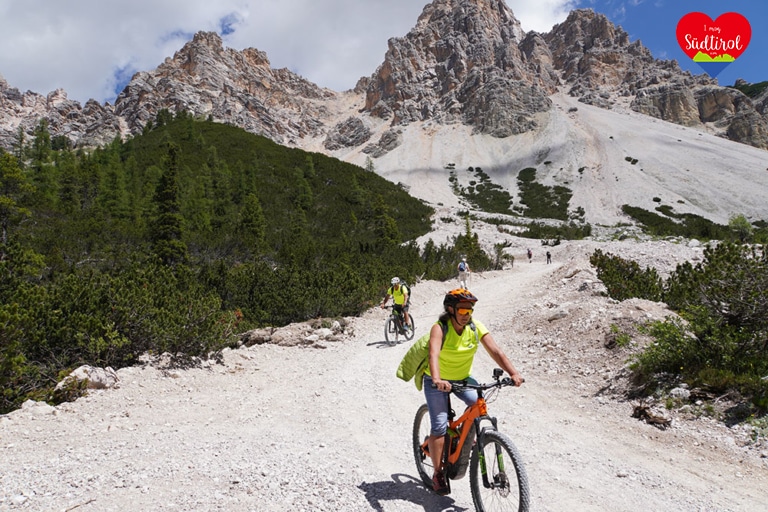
[391,277,400,285]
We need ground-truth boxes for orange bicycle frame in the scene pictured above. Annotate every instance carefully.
[420,395,488,465]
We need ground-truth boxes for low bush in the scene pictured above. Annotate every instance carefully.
[592,243,768,415]
[589,249,663,301]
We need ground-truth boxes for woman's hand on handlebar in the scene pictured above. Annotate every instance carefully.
[505,372,525,387]
[432,378,452,392]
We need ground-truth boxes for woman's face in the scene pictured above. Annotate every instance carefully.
[453,301,474,326]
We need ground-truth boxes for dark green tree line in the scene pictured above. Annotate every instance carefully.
[1,113,482,413]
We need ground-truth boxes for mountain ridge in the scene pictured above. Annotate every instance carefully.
[1,0,767,227]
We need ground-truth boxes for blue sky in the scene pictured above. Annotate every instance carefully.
[0,1,764,105]
[569,0,766,87]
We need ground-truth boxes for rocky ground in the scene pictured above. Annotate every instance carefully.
[2,233,768,511]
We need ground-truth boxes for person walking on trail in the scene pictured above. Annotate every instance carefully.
[527,248,532,263]
[423,288,524,495]
[380,277,412,331]
[546,250,551,264]
[457,257,471,288]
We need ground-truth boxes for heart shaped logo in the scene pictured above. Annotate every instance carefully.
[675,12,751,77]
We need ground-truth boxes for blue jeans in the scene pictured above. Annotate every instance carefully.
[423,375,479,437]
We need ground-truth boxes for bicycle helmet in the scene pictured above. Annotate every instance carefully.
[391,277,400,285]
[443,288,478,308]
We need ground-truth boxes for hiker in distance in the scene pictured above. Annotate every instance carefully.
[457,257,471,288]
[423,288,524,494]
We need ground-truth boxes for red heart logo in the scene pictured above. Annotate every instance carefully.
[676,12,751,62]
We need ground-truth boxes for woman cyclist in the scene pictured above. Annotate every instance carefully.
[424,288,524,495]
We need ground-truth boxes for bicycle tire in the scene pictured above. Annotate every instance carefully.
[384,316,397,345]
[412,404,434,488]
[469,429,530,512]
[403,315,416,341]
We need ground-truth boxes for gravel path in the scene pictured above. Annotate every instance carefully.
[2,239,767,511]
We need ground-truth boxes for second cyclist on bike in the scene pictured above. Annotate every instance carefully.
[380,277,412,333]
[423,288,524,495]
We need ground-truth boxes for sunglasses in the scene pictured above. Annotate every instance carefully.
[456,307,474,315]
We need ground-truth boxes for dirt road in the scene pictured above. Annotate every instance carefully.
[2,240,766,511]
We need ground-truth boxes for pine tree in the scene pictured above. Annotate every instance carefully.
[56,150,82,214]
[0,151,34,249]
[29,119,57,207]
[98,145,130,219]
[239,192,266,252]
[371,196,401,246]
[151,143,188,265]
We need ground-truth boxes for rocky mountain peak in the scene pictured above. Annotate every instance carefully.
[545,9,684,102]
[112,31,340,146]
[362,0,555,137]
[0,0,766,153]
[538,9,768,148]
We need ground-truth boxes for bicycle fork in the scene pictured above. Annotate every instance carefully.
[475,417,508,490]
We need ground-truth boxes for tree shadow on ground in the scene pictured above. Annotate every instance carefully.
[358,473,469,511]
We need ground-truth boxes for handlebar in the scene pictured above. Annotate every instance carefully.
[432,369,524,391]
[448,377,520,392]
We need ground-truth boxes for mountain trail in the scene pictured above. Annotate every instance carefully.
[2,240,767,511]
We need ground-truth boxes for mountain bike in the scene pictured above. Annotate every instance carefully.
[384,304,415,345]
[412,368,530,511]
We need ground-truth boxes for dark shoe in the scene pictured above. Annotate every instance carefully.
[432,470,450,495]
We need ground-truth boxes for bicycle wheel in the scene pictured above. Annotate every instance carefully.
[469,430,530,512]
[412,404,434,488]
[403,315,416,341]
[384,316,397,345]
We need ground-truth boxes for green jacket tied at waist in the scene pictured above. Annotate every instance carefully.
[396,333,430,391]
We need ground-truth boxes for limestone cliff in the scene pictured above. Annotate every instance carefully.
[0,0,766,153]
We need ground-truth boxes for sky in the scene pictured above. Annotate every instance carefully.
[0,0,764,105]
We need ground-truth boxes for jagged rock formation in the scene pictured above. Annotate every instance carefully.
[361,0,556,138]
[0,75,125,149]
[323,117,372,151]
[545,9,768,148]
[1,0,767,153]
[114,31,341,146]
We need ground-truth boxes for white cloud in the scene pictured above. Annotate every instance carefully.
[0,1,578,104]
[0,0,248,103]
[506,0,579,32]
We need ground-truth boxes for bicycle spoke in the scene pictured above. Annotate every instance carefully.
[470,430,529,512]
[412,404,435,488]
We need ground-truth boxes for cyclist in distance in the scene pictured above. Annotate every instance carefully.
[380,277,412,331]
[424,288,524,495]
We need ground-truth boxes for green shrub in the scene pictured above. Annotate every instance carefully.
[621,205,740,241]
[450,167,515,215]
[519,221,591,241]
[517,168,572,220]
[589,249,663,301]
[595,243,768,415]
[728,80,768,99]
